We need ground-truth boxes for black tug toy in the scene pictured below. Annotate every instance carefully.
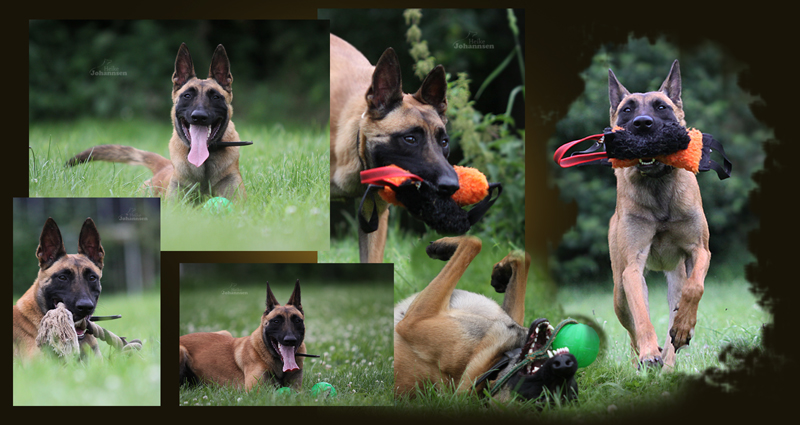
[554,125,731,179]
[358,165,502,235]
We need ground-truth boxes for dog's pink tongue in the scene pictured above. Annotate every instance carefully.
[187,125,210,167]
[280,345,299,372]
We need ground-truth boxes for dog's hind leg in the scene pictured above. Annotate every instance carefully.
[662,264,687,370]
[397,236,482,328]
[491,251,531,326]
[179,345,199,386]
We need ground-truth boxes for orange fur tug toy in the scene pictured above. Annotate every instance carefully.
[554,125,731,180]
[607,126,704,173]
[358,165,501,235]
[376,165,489,206]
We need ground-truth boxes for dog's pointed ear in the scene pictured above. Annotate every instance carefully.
[173,42,196,92]
[209,44,233,93]
[78,218,104,269]
[658,60,682,110]
[265,282,280,313]
[366,47,404,119]
[608,68,630,118]
[413,65,447,117]
[36,218,67,270]
[287,279,303,315]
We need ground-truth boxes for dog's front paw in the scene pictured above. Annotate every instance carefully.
[426,236,473,261]
[35,303,79,358]
[637,350,664,370]
[490,252,527,293]
[490,262,513,293]
[669,323,694,351]
[122,338,143,352]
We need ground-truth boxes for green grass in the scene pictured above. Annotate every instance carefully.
[179,281,393,406]
[13,290,161,406]
[29,119,329,251]
[392,268,768,420]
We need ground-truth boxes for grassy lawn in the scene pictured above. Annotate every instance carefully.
[179,279,394,406]
[334,226,769,418]
[13,290,161,406]
[391,264,768,420]
[28,119,329,251]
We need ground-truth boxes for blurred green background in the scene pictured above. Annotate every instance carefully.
[29,20,329,127]
[12,198,161,296]
[547,36,770,285]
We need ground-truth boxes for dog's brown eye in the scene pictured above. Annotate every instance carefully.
[57,274,68,282]
[441,138,449,147]
[623,107,631,113]
[183,93,191,99]
[404,135,417,144]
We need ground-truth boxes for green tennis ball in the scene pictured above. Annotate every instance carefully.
[310,382,337,398]
[276,387,293,395]
[203,196,233,213]
[551,323,600,368]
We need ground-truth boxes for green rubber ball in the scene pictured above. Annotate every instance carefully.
[310,382,337,398]
[203,196,233,213]
[276,387,293,395]
[551,323,600,368]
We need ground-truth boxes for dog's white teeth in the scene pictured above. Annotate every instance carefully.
[528,348,534,355]
[547,324,554,332]
[547,350,554,358]
[532,366,540,374]
[207,127,211,137]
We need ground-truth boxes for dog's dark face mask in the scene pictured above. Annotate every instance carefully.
[504,319,578,402]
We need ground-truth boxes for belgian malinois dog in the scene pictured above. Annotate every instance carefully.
[330,34,459,263]
[67,43,246,201]
[13,218,105,359]
[179,281,307,390]
[607,60,710,369]
[394,236,578,401]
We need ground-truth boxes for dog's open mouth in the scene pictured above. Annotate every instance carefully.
[517,319,570,376]
[52,300,89,340]
[268,337,300,373]
[179,117,224,168]
[74,318,88,340]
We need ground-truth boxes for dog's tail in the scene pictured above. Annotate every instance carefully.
[66,145,171,176]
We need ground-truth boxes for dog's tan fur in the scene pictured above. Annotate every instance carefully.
[68,43,245,201]
[179,283,306,390]
[330,34,456,263]
[607,60,709,369]
[394,236,531,396]
[13,218,104,359]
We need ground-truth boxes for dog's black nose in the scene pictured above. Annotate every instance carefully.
[436,175,460,197]
[75,299,95,315]
[551,354,577,377]
[633,115,654,130]
[191,111,209,124]
[282,335,298,346]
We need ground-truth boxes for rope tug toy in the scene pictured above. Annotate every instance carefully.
[553,124,732,179]
[475,318,600,397]
[358,165,502,235]
[35,303,143,358]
